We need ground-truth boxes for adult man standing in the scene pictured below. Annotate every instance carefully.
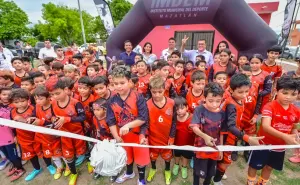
[0,42,14,70]
[181,35,214,67]
[38,39,57,63]
[119,40,136,66]
[160,37,177,61]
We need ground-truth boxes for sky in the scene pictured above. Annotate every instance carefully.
[12,0,299,32]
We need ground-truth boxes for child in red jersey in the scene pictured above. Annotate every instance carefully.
[61,77,80,101]
[213,71,228,90]
[0,87,25,182]
[247,76,300,185]
[21,76,36,105]
[10,89,55,181]
[11,57,27,87]
[31,86,64,180]
[106,66,149,185]
[54,45,69,65]
[190,82,225,185]
[93,76,113,100]
[185,60,195,88]
[22,56,35,74]
[31,71,47,87]
[64,64,78,81]
[170,51,181,76]
[136,60,151,97]
[185,70,206,113]
[0,70,19,89]
[172,97,194,179]
[52,62,64,77]
[146,75,176,185]
[43,57,55,71]
[45,78,87,185]
[261,45,282,83]
[86,64,99,80]
[213,74,264,185]
[83,49,96,66]
[72,53,86,76]
[249,54,272,113]
[37,64,51,80]
[173,60,186,96]
[94,59,107,76]
[237,55,249,71]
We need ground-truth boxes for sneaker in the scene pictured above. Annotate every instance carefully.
[289,156,300,163]
[231,151,238,161]
[69,173,78,185]
[172,164,179,176]
[116,172,135,183]
[147,168,157,182]
[181,167,188,179]
[64,166,71,177]
[54,168,63,180]
[75,155,86,166]
[47,165,56,175]
[21,160,28,165]
[7,165,17,177]
[213,181,224,185]
[137,179,146,185]
[93,173,101,180]
[165,170,171,185]
[190,158,194,168]
[10,169,25,182]
[25,168,42,181]
[0,159,10,170]
[222,174,228,180]
[87,162,94,174]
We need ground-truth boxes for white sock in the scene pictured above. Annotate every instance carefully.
[52,157,63,169]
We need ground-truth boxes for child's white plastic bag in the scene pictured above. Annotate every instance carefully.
[90,139,127,176]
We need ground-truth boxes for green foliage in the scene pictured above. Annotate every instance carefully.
[108,0,133,25]
[0,0,30,40]
[22,36,38,47]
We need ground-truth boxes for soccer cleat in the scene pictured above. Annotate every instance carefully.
[190,158,194,168]
[222,174,228,180]
[172,164,179,176]
[93,173,101,180]
[75,155,86,166]
[181,167,188,179]
[137,179,146,185]
[87,162,94,174]
[0,159,10,170]
[10,169,25,182]
[69,173,78,185]
[165,170,171,185]
[47,165,56,175]
[54,168,63,180]
[213,181,224,185]
[25,168,42,181]
[147,168,157,182]
[64,166,71,177]
[115,172,135,183]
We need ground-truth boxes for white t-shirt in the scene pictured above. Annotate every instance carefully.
[0,48,14,71]
[38,47,57,59]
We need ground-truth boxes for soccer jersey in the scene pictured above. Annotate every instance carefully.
[175,113,194,146]
[14,72,26,86]
[261,61,283,81]
[92,116,113,141]
[169,66,175,76]
[190,105,225,160]
[164,78,176,98]
[136,73,151,96]
[173,74,186,96]
[80,94,95,126]
[54,57,69,65]
[258,100,300,145]
[147,97,176,146]
[208,62,237,82]
[241,81,260,123]
[186,88,204,113]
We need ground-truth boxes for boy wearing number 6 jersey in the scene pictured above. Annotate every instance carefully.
[146,75,176,185]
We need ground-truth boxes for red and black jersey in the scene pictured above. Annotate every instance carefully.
[11,105,35,146]
[14,72,27,86]
[173,74,185,96]
[51,97,85,134]
[78,65,87,76]
[79,94,95,124]
[185,69,195,88]
[164,78,176,98]
[261,61,283,81]
[169,66,175,76]
[175,113,194,146]
[136,73,151,96]
[92,116,113,141]
[54,57,69,65]
[208,62,237,82]
[242,81,260,122]
[186,88,204,113]
[147,97,176,146]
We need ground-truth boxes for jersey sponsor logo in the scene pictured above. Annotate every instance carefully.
[290,115,296,122]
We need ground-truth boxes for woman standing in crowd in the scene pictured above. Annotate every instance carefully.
[142,42,157,65]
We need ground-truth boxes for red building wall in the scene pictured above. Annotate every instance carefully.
[139,2,279,57]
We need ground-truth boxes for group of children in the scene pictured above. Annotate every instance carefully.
[0,41,299,185]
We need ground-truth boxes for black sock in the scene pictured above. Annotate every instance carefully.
[213,169,224,182]
[126,162,133,175]
[203,175,213,185]
[43,157,52,167]
[30,156,41,170]
[165,161,170,171]
[151,160,156,169]
[67,160,77,174]
[11,159,23,170]
[193,171,200,185]
[137,166,146,181]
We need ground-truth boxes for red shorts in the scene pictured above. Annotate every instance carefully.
[20,143,42,160]
[221,151,232,165]
[35,139,62,158]
[61,136,86,159]
[241,120,256,136]
[150,148,172,161]
[219,133,236,165]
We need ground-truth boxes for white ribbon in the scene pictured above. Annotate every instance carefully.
[1,118,299,152]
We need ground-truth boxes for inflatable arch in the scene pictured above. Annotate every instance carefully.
[106,0,277,59]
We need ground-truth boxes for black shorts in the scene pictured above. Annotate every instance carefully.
[248,150,285,171]
[194,158,217,178]
[174,149,194,159]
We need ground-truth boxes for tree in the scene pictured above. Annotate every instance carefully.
[108,0,133,25]
[37,3,97,46]
[0,0,30,41]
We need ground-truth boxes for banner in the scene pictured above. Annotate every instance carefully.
[278,0,297,47]
[94,0,115,35]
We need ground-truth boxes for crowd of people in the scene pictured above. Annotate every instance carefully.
[0,37,299,185]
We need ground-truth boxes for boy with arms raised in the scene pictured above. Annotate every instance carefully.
[247,76,300,185]
[146,75,176,185]
[106,66,149,185]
